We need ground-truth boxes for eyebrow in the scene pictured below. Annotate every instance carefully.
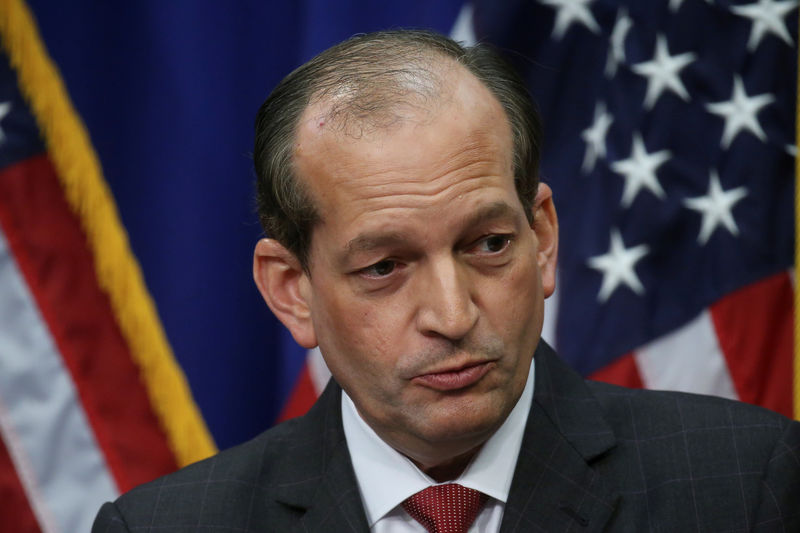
[458,201,521,231]
[345,231,409,256]
[341,201,521,265]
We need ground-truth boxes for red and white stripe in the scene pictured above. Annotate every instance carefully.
[592,271,794,418]
[0,155,180,532]
[0,227,118,533]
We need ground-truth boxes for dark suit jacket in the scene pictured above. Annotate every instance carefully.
[93,342,800,532]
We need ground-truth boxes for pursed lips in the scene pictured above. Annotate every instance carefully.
[410,359,497,391]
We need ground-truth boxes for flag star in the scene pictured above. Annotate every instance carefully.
[605,8,633,78]
[0,101,11,144]
[581,102,614,173]
[631,35,697,109]
[540,0,600,40]
[611,134,671,207]
[705,76,775,148]
[683,171,748,244]
[670,0,713,12]
[785,144,797,157]
[731,0,798,51]
[587,229,650,302]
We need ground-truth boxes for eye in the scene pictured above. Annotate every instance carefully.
[475,234,512,254]
[360,259,396,278]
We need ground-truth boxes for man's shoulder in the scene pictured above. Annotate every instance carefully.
[576,379,800,529]
[129,417,303,497]
[584,379,800,497]
[99,419,303,531]
[534,340,795,446]
[586,378,792,434]
[93,383,344,532]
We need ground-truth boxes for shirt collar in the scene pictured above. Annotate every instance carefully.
[341,360,535,527]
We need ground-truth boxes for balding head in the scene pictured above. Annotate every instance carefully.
[254,29,542,268]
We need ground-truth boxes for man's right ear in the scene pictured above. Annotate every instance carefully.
[253,238,317,349]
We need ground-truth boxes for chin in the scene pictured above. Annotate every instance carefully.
[418,404,507,444]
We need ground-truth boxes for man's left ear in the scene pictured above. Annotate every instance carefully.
[531,183,558,298]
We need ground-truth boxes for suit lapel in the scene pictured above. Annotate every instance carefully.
[500,342,620,532]
[270,342,620,532]
[272,381,370,533]
[292,441,369,533]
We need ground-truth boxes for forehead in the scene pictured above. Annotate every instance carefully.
[292,63,516,243]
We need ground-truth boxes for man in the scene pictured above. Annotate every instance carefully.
[93,30,800,532]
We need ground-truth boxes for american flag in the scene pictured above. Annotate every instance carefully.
[1,1,796,532]
[0,2,216,531]
[466,0,796,417]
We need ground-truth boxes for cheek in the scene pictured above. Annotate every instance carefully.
[496,256,543,338]
[312,289,397,374]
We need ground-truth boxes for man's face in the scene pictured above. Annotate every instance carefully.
[262,66,557,469]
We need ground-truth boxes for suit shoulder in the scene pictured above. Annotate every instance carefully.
[110,417,306,529]
[585,379,792,439]
[582,380,800,529]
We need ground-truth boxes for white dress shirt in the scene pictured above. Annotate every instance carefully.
[341,361,535,532]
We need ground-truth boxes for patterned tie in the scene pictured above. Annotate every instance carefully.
[402,484,489,533]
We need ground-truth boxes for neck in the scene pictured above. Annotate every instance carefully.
[412,445,483,483]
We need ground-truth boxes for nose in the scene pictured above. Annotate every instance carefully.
[415,257,479,341]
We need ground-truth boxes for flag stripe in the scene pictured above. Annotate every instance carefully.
[0,436,40,533]
[0,223,117,533]
[710,271,794,418]
[0,155,178,490]
[308,347,332,396]
[277,365,317,423]
[277,348,332,422]
[589,352,644,389]
[0,0,215,464]
[634,310,738,400]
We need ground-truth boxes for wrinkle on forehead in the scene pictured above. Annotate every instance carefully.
[307,132,512,224]
[345,154,504,207]
[299,97,510,176]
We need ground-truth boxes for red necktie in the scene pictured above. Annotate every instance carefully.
[402,484,489,533]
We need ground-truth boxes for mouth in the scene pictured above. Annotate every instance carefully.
[411,360,495,391]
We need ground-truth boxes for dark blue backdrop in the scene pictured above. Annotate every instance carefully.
[26,1,466,450]
[25,0,795,450]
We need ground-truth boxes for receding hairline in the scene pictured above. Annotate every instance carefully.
[298,50,469,138]
[290,51,512,181]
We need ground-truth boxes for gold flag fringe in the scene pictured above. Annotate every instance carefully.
[0,0,217,464]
